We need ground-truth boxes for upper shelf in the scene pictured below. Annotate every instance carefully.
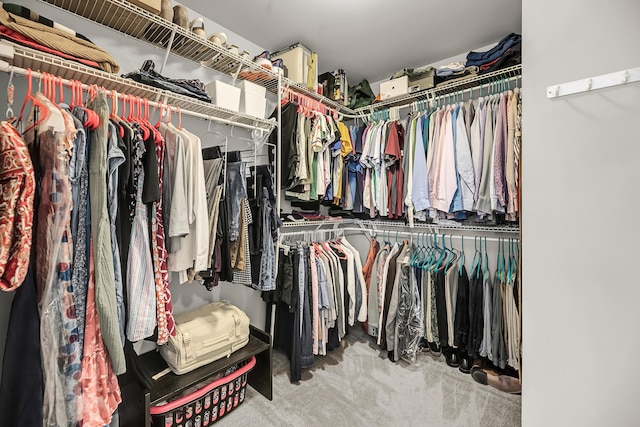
[0,41,276,132]
[39,0,354,115]
[38,0,521,118]
[355,64,522,114]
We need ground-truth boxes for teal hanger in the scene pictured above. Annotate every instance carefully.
[483,237,490,278]
[507,239,513,282]
[471,236,481,278]
[434,234,448,272]
[497,238,504,281]
[459,235,466,276]
[445,234,459,272]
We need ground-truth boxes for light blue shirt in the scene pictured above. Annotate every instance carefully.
[412,114,431,211]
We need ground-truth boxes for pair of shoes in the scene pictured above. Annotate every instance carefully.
[472,368,522,394]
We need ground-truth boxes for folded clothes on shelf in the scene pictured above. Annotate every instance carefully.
[0,6,120,73]
[435,61,466,77]
[465,33,521,68]
[122,60,212,103]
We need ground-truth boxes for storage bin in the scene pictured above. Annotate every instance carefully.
[206,80,241,112]
[240,93,267,119]
[150,356,256,427]
[380,76,409,100]
[408,68,436,93]
[238,80,267,99]
[271,43,317,88]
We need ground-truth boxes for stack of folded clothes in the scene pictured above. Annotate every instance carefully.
[0,3,120,73]
[465,33,522,74]
[122,60,212,103]
[435,62,480,86]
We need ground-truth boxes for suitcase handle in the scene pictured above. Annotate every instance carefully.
[149,356,256,414]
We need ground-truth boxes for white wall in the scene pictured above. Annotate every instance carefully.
[521,1,640,425]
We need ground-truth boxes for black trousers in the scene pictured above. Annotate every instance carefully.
[0,263,43,427]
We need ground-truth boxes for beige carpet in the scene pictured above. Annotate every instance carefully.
[230,326,521,426]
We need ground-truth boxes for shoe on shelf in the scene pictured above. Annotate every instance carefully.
[189,17,205,38]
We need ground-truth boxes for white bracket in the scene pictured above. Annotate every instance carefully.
[547,67,640,98]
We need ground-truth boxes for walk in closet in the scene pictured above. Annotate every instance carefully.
[0,0,638,426]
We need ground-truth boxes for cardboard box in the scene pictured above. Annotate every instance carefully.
[206,80,241,112]
[380,76,409,100]
[126,0,161,15]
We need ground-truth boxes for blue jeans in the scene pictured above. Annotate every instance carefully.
[226,162,247,241]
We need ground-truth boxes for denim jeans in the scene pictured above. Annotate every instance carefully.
[226,161,246,242]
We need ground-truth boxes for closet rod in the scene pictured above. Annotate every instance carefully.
[279,227,518,244]
[340,227,518,244]
[0,61,275,133]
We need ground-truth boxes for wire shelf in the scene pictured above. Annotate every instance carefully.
[356,220,520,234]
[39,0,356,115]
[279,218,519,233]
[2,42,276,131]
[39,0,521,119]
[354,64,522,114]
[280,219,353,228]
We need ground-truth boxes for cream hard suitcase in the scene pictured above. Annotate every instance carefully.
[159,301,250,375]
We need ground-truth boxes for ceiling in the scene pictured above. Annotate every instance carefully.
[180,0,522,83]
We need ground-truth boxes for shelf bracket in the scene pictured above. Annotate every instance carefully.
[230,59,243,85]
[159,26,177,74]
[547,66,640,98]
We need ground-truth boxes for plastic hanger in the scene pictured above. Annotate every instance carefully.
[109,90,125,138]
[18,69,49,133]
[459,235,466,276]
[80,83,99,130]
[471,236,481,279]
[482,237,490,278]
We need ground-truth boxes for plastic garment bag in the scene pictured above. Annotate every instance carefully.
[395,251,425,364]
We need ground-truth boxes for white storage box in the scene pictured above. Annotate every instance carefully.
[271,43,317,88]
[240,93,267,119]
[238,80,267,98]
[206,80,241,112]
[380,76,409,100]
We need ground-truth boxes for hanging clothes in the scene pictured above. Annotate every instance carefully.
[0,120,35,291]
[271,234,364,382]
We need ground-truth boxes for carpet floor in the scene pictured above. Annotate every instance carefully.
[230,326,521,426]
